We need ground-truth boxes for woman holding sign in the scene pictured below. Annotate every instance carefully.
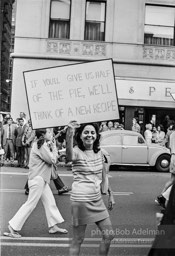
[66,121,115,256]
[4,128,68,238]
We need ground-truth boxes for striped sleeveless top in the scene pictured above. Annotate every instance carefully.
[70,146,104,202]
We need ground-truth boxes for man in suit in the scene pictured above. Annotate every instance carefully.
[15,118,25,167]
[22,119,36,168]
[2,117,17,166]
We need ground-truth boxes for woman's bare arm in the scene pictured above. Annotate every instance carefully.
[66,127,74,161]
[66,121,80,162]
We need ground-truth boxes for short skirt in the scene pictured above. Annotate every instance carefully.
[71,197,109,226]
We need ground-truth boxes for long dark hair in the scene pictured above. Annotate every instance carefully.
[35,128,47,149]
[75,123,101,153]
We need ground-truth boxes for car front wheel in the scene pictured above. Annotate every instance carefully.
[155,154,170,172]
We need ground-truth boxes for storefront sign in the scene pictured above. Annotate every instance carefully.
[117,79,175,102]
[23,59,119,129]
[171,93,175,101]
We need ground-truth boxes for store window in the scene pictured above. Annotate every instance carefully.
[85,1,106,41]
[49,0,71,39]
[144,5,175,46]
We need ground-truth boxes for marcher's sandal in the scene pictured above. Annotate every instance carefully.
[3,225,21,238]
[49,226,68,234]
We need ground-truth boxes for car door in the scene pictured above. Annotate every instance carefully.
[101,134,122,164]
[122,134,148,164]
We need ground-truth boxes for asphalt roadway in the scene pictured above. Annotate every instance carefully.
[0,164,170,256]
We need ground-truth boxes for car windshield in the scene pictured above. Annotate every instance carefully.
[101,134,121,145]
[123,135,145,145]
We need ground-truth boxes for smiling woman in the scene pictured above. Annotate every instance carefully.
[66,121,115,256]
[75,123,99,152]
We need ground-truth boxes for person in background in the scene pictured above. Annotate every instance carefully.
[107,121,114,130]
[113,121,119,130]
[117,124,124,130]
[19,112,27,125]
[66,121,115,256]
[54,126,67,150]
[163,115,173,134]
[15,118,25,167]
[156,124,165,146]
[24,128,70,196]
[155,124,175,209]
[165,124,174,149]
[54,127,63,150]
[99,122,108,132]
[144,124,152,144]
[151,126,158,143]
[132,117,140,133]
[139,121,144,136]
[22,119,36,169]
[3,114,11,125]
[2,117,17,166]
[4,128,68,238]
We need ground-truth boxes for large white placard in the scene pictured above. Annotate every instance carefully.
[23,59,119,129]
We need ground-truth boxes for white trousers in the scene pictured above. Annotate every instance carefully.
[9,176,64,231]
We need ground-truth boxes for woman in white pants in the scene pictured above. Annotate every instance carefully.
[4,128,68,238]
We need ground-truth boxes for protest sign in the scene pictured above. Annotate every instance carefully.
[23,59,119,129]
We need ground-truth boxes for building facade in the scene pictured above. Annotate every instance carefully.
[11,0,175,131]
[0,0,14,112]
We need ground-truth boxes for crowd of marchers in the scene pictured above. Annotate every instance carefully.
[0,112,35,167]
[99,116,175,149]
[0,112,68,167]
[1,113,175,167]
[131,115,175,148]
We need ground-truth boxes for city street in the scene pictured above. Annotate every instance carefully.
[1,1,175,256]
[0,165,169,256]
